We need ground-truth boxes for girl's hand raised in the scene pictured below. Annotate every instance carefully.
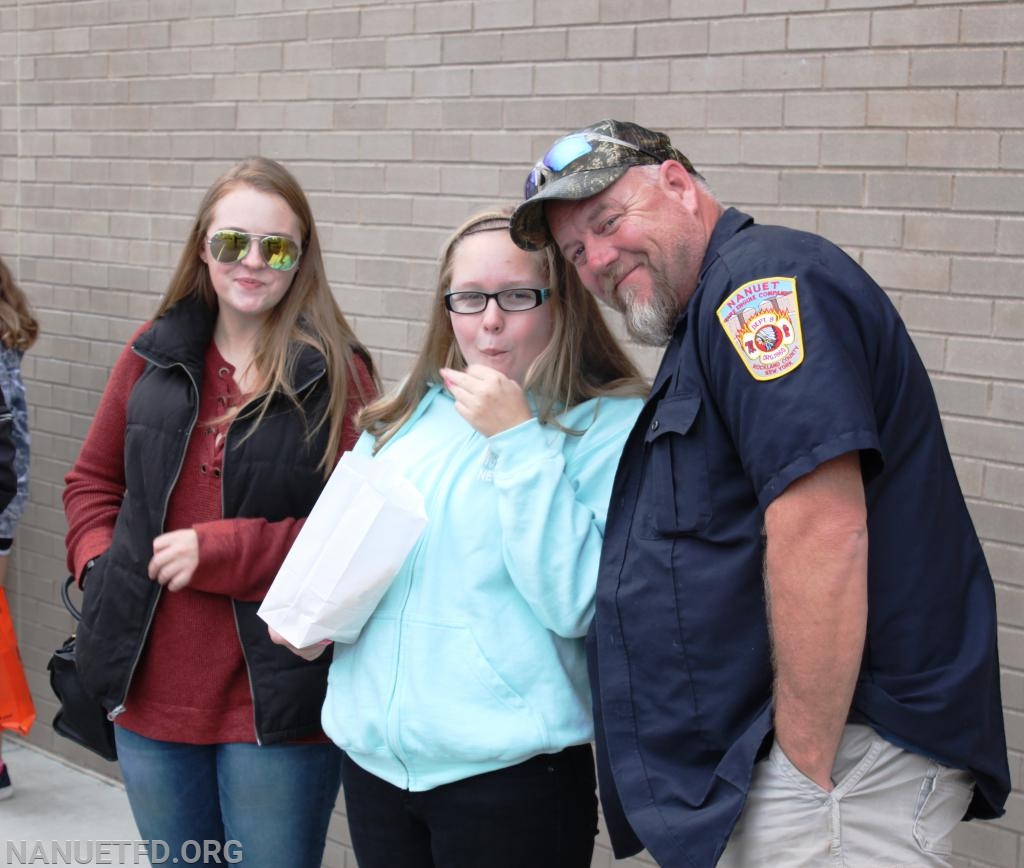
[440,365,533,437]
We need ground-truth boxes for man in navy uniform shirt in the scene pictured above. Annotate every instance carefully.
[510,120,1009,868]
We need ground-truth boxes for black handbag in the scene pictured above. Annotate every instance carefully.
[47,574,117,761]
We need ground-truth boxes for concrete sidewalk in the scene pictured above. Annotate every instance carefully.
[0,737,143,866]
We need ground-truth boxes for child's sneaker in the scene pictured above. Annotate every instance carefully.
[0,763,11,800]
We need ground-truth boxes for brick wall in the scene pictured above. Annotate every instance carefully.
[1,2,1022,866]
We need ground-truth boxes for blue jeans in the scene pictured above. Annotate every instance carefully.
[114,727,341,868]
[340,744,598,868]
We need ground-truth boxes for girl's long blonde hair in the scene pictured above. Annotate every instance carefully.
[154,156,375,473]
[360,205,647,451]
[0,257,39,352]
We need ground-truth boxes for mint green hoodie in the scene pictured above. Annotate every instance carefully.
[322,383,643,791]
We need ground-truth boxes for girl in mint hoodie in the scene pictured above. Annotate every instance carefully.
[323,206,647,867]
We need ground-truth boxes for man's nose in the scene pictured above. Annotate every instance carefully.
[586,236,618,273]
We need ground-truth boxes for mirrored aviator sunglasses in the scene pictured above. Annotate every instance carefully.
[207,230,301,272]
[524,132,662,199]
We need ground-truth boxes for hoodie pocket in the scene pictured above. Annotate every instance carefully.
[396,621,547,764]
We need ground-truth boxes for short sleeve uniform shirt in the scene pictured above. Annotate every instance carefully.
[588,208,1009,868]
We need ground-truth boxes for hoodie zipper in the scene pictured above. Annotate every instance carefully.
[383,544,419,787]
[381,408,465,788]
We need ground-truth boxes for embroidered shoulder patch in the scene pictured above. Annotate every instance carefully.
[716,277,804,381]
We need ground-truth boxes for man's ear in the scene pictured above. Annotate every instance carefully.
[659,160,700,210]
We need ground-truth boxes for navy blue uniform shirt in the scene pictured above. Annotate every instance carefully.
[588,208,1010,868]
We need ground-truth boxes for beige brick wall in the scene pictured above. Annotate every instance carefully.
[1,2,1022,866]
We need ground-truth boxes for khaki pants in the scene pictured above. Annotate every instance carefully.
[718,724,974,867]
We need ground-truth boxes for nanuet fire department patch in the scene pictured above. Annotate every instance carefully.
[716,276,804,381]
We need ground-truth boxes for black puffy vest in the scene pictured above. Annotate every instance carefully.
[77,297,335,743]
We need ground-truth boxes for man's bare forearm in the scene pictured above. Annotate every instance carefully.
[764,452,869,790]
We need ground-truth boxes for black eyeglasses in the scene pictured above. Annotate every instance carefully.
[207,230,301,272]
[524,132,663,200]
[445,288,550,315]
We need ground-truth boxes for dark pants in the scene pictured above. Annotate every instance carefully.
[340,744,598,868]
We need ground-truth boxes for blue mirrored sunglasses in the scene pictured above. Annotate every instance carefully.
[524,132,663,200]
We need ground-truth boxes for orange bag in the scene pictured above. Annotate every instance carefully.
[0,587,35,735]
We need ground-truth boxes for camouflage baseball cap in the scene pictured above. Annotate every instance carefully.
[510,119,699,251]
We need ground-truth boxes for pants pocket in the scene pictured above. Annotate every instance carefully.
[912,763,974,855]
[769,740,831,798]
[773,725,891,801]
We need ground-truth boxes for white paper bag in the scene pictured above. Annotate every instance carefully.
[258,451,427,647]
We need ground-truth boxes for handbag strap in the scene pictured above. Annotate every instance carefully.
[60,574,82,622]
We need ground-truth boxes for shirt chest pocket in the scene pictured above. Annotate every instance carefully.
[638,394,711,539]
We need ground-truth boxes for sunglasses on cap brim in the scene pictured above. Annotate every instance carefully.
[524,132,664,200]
[206,230,301,272]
